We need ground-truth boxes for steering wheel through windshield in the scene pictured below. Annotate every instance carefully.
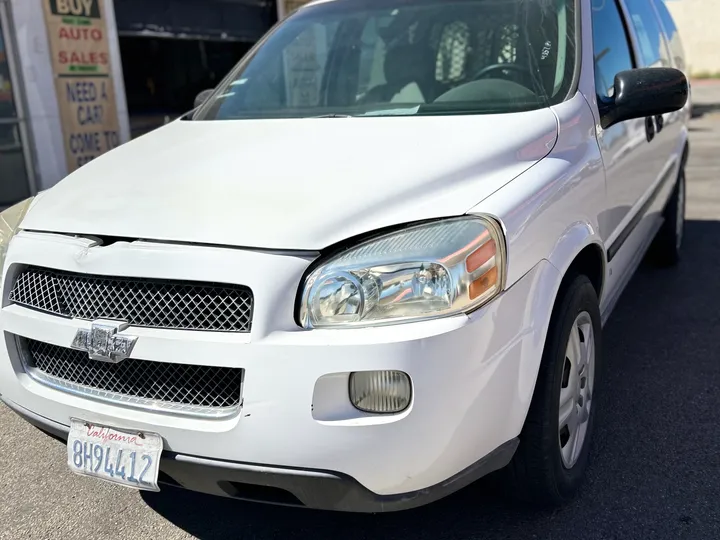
[473,63,533,82]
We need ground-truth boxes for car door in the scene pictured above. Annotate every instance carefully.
[621,0,683,200]
[590,0,656,254]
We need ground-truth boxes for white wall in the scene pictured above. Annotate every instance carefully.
[666,0,720,76]
[9,0,129,190]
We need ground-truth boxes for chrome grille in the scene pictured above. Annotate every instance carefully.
[20,339,243,418]
[9,266,253,332]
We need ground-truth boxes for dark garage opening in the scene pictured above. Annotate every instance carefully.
[113,0,277,137]
[119,37,253,137]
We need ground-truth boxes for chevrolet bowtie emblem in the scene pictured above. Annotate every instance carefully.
[71,320,138,363]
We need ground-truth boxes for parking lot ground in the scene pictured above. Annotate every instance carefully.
[2,85,720,540]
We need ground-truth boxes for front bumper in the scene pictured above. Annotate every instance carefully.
[3,398,517,512]
[0,231,562,509]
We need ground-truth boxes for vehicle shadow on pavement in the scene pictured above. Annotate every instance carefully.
[141,220,720,540]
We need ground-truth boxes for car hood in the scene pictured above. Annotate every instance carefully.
[23,111,558,250]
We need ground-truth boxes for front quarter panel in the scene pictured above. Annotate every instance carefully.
[463,92,607,432]
[469,92,607,292]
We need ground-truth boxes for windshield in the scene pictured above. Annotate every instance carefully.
[193,0,576,120]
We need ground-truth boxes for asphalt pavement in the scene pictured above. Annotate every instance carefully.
[2,85,720,540]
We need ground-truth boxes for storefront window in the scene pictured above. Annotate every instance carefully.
[0,24,17,118]
[0,14,31,206]
[0,124,30,205]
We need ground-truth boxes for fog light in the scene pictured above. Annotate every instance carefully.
[349,371,412,414]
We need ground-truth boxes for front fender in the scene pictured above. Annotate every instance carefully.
[467,92,607,292]
[546,221,606,295]
[468,258,564,435]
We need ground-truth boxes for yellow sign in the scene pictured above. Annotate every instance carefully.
[42,0,121,173]
[282,0,312,16]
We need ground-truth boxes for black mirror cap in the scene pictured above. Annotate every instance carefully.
[194,89,215,110]
[601,68,689,130]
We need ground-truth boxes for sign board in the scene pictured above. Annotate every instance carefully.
[42,0,121,172]
[283,26,325,108]
[281,0,312,18]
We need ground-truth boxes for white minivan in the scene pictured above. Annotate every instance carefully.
[0,0,689,511]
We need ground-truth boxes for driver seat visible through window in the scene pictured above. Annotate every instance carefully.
[359,44,435,105]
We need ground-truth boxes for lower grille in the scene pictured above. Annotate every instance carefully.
[19,339,243,419]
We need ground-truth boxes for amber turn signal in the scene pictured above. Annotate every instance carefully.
[469,267,499,301]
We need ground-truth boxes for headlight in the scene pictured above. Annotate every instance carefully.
[298,216,505,329]
[0,198,34,273]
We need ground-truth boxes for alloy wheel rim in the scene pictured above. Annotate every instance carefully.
[558,311,595,469]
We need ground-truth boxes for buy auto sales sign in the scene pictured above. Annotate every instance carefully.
[50,0,101,18]
[43,0,121,173]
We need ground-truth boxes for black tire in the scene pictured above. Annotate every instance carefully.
[505,274,602,506]
[651,169,686,267]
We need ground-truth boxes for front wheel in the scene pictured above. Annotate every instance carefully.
[505,274,602,505]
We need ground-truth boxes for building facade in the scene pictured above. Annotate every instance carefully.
[0,0,276,206]
[0,0,131,204]
[0,0,38,206]
[666,0,720,77]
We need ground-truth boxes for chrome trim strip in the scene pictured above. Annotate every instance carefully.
[23,364,242,420]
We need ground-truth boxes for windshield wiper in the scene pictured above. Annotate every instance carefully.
[360,106,420,117]
[311,108,419,118]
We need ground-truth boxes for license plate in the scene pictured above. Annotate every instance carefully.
[67,419,163,491]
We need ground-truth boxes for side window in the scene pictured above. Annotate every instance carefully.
[652,0,686,72]
[624,0,672,68]
[591,0,634,101]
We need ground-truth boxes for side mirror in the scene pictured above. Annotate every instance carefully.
[194,89,215,110]
[600,68,688,130]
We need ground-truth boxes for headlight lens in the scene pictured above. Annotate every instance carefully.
[0,197,34,272]
[299,216,505,329]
